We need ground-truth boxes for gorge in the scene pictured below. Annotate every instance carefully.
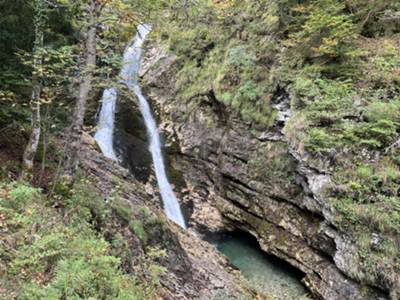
[1,1,399,299]
[96,24,313,299]
[94,20,399,299]
[138,40,398,299]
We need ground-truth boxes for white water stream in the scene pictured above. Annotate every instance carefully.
[94,88,118,160]
[95,24,186,229]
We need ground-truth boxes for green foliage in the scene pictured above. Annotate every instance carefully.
[216,44,275,125]
[293,77,355,121]
[347,0,400,37]
[169,24,214,62]
[67,179,110,227]
[287,0,358,60]
[111,195,133,224]
[0,0,34,79]
[0,0,76,114]
[365,98,400,124]
[288,76,400,154]
[225,45,256,70]
[2,182,39,211]
[0,181,164,299]
[129,220,148,243]
[305,128,337,155]
[19,236,145,300]
[170,25,276,126]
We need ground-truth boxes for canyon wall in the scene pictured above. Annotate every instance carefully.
[140,45,397,300]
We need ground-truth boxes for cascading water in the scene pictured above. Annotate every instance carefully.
[94,88,118,160]
[95,24,186,229]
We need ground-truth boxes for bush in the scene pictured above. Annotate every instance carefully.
[67,180,110,228]
[169,24,214,62]
[19,236,146,300]
[0,180,163,299]
[305,127,338,154]
[215,44,275,125]
[288,0,358,60]
[1,182,39,211]
[290,76,400,154]
[129,220,148,244]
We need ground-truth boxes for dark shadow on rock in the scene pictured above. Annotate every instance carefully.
[114,95,152,182]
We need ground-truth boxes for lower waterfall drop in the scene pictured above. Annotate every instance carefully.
[94,88,118,160]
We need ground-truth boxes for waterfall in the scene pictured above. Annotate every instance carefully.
[94,88,118,160]
[95,24,186,229]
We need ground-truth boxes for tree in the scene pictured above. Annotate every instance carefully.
[63,0,99,179]
[21,0,47,179]
[287,0,358,61]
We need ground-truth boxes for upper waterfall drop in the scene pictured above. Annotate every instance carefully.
[95,24,186,229]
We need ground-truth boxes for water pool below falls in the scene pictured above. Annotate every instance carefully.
[216,233,309,299]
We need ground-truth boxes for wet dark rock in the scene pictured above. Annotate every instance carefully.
[114,96,152,182]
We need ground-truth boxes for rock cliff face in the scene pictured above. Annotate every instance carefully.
[79,133,252,300]
[140,45,393,300]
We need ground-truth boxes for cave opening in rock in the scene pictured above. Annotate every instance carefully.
[214,230,310,300]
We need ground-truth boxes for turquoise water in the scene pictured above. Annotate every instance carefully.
[217,233,309,300]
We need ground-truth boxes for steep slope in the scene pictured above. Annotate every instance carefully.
[0,133,252,299]
[75,133,255,299]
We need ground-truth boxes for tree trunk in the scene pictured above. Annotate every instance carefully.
[63,0,98,179]
[21,0,46,180]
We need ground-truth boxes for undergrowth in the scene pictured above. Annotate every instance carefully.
[0,179,166,299]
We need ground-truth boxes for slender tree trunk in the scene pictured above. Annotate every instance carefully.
[39,105,49,185]
[21,0,46,180]
[63,0,98,179]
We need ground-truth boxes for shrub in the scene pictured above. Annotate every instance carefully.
[11,230,68,276]
[215,45,275,126]
[67,180,110,228]
[19,236,146,300]
[364,98,400,124]
[129,220,148,244]
[169,24,214,62]
[0,180,163,299]
[2,183,39,211]
[288,0,358,60]
[305,127,338,154]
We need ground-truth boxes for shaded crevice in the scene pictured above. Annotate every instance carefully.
[221,173,257,194]
[222,151,249,164]
[222,196,263,220]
